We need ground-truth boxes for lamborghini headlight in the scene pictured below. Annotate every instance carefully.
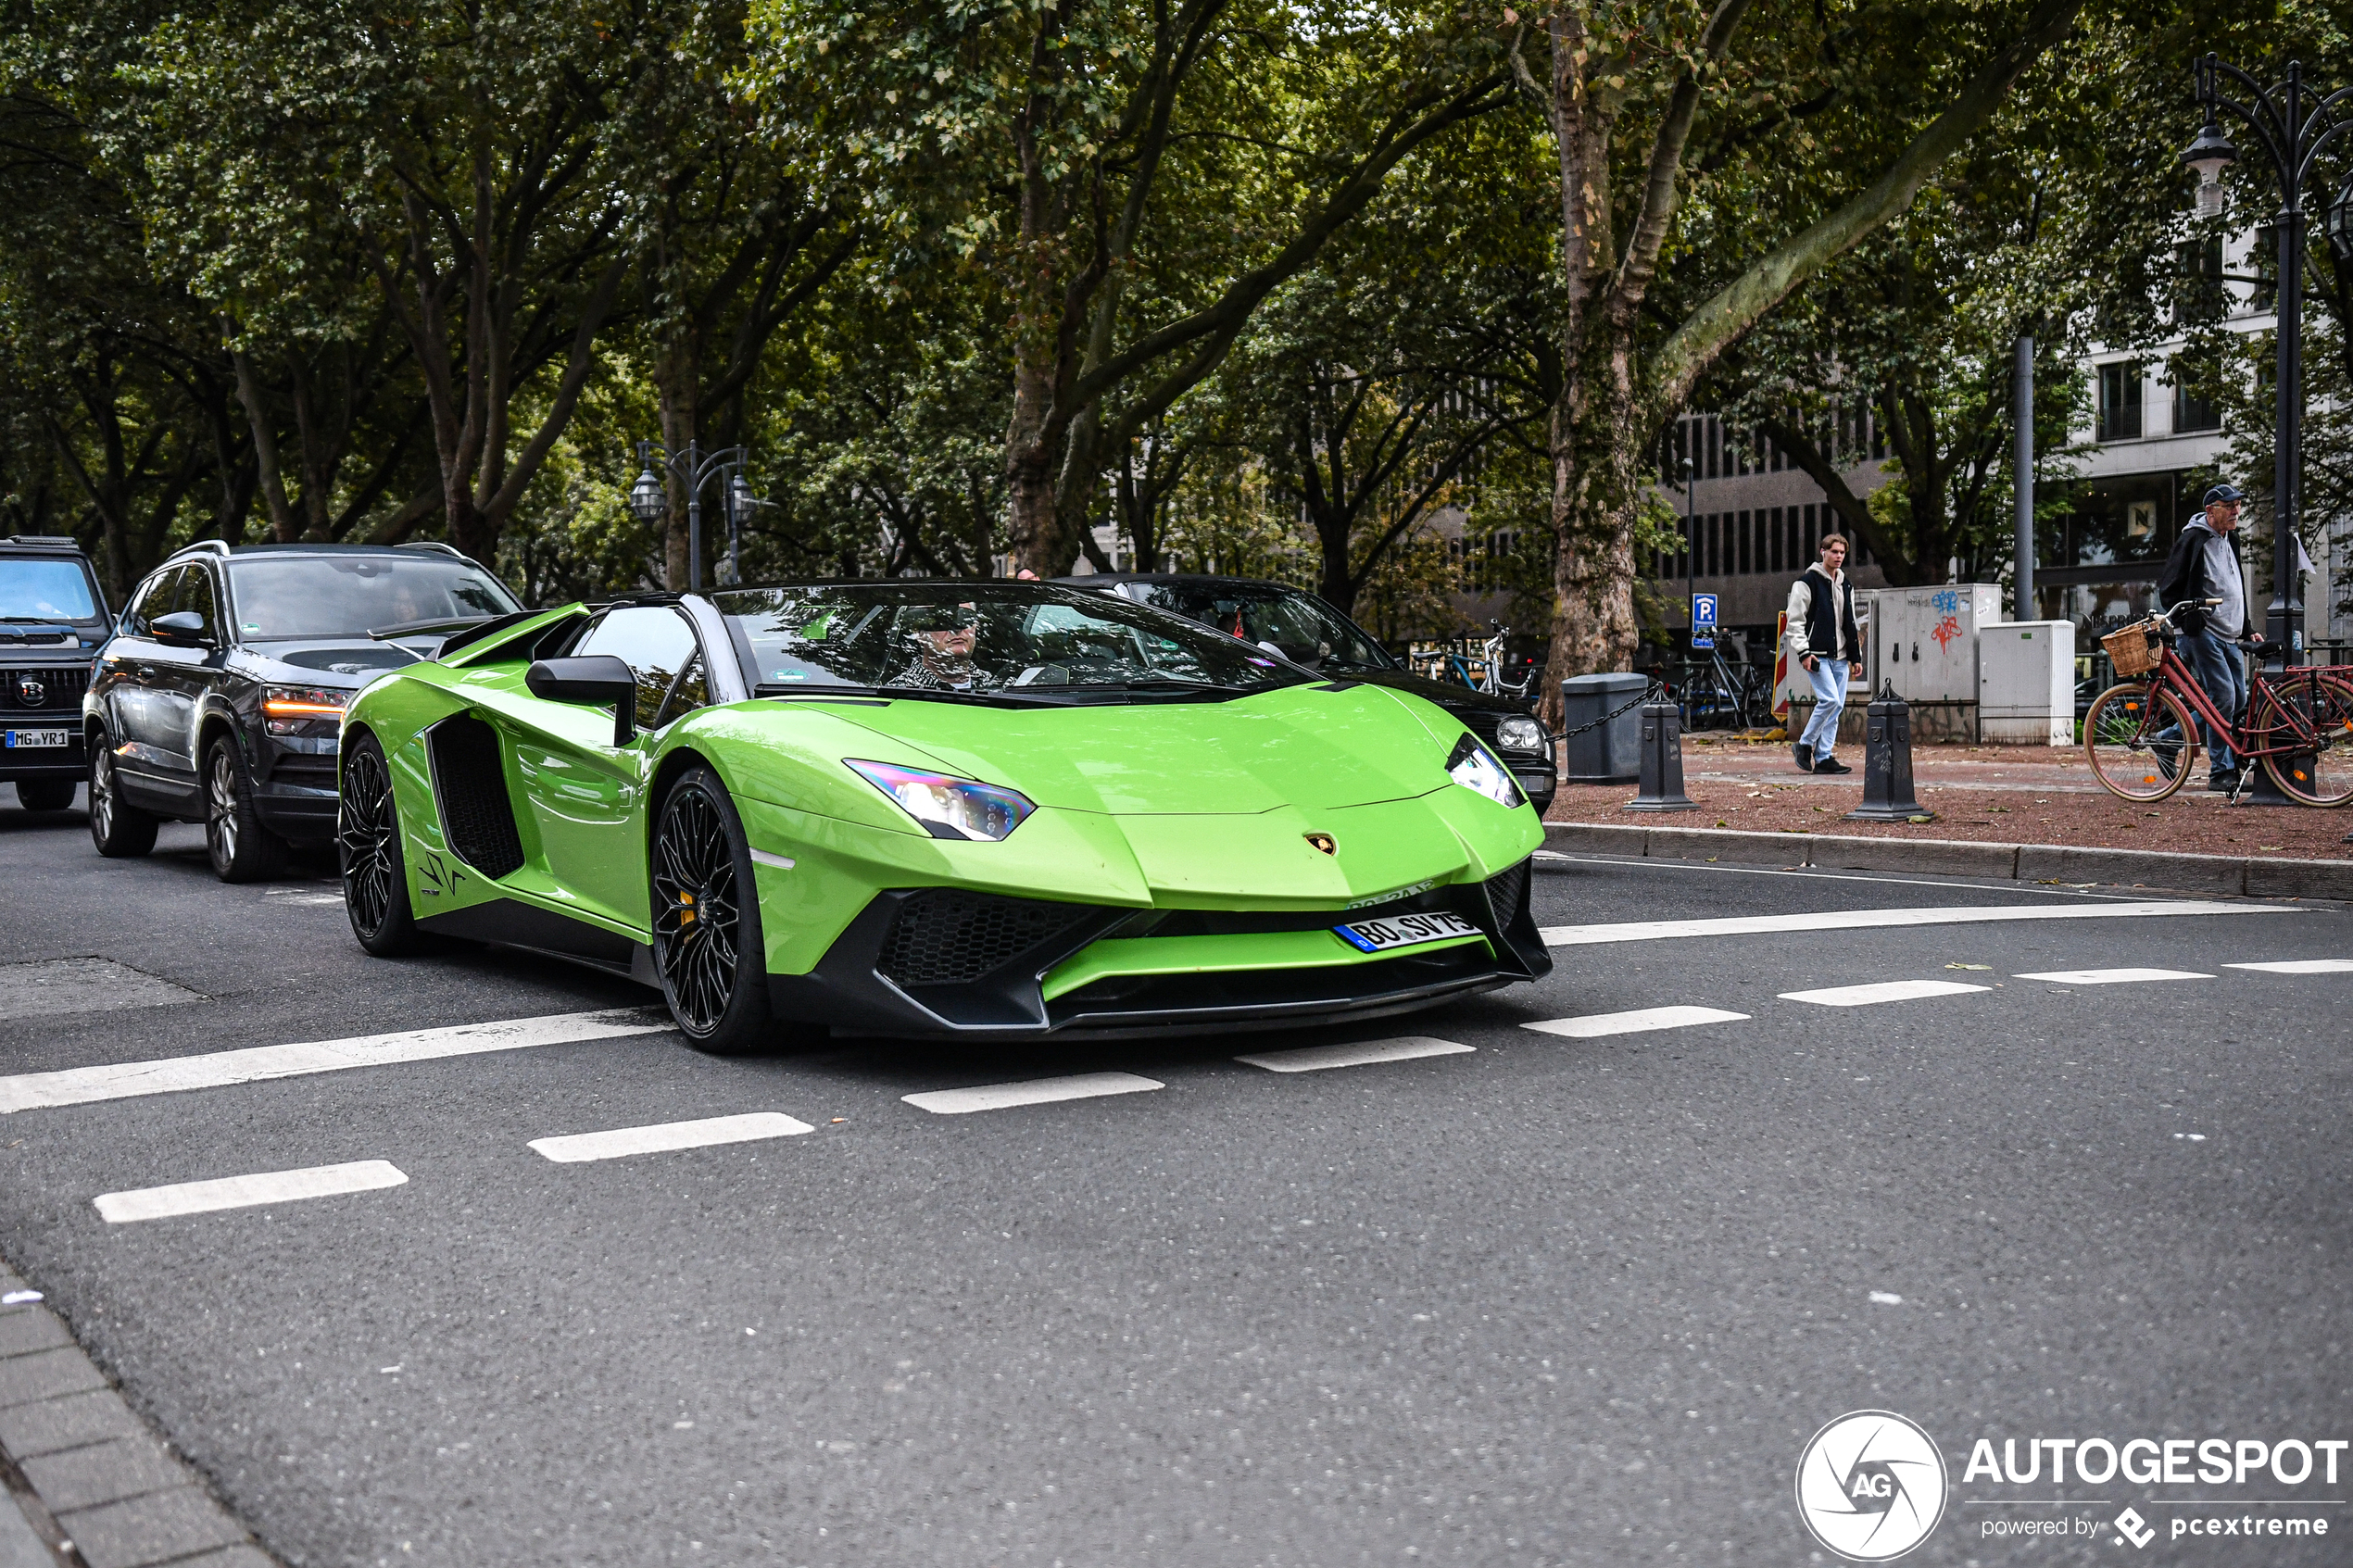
[1446,734,1525,808]
[846,759,1036,841]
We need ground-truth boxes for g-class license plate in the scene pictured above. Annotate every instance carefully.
[1332,910,1479,953]
[3,730,68,749]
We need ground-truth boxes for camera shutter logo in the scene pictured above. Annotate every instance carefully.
[1794,1411,1948,1561]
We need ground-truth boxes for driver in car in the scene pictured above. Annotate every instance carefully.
[887,603,998,692]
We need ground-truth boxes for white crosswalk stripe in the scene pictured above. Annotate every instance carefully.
[903,1073,1164,1115]
[1237,1037,1472,1073]
[2223,959,2353,974]
[1520,1006,1750,1039]
[2014,968,2211,985]
[1780,979,1990,1008]
[0,1009,673,1115]
[1541,900,2287,947]
[94,1160,408,1223]
[529,1113,814,1163]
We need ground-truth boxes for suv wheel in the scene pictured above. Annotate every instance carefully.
[204,734,286,882]
[88,738,158,857]
[17,779,75,812]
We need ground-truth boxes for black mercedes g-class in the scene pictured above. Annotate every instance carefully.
[1,535,110,812]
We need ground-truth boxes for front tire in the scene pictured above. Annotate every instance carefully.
[205,735,288,882]
[2083,682,2196,802]
[88,737,158,857]
[339,733,426,956]
[652,767,786,1055]
[16,778,75,812]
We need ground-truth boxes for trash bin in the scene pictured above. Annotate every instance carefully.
[1559,671,1648,784]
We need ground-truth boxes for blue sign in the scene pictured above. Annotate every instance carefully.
[1691,592,1718,650]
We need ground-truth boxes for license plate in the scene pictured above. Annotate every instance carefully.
[1332,910,1480,953]
[3,730,69,749]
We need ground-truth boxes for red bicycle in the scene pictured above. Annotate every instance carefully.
[2083,601,2353,806]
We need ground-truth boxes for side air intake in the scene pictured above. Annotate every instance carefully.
[879,890,1104,988]
[426,713,525,880]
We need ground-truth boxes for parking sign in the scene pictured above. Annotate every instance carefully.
[1691,592,1718,650]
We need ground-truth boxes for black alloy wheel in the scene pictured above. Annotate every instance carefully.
[16,778,76,812]
[87,735,158,857]
[204,734,286,883]
[651,767,784,1054]
[339,733,424,956]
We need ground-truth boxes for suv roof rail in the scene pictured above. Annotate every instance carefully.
[396,541,465,558]
[4,534,82,549]
[166,540,233,560]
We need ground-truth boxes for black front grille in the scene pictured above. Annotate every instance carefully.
[880,891,1104,987]
[1,665,89,711]
[427,714,525,880]
[1484,858,1530,926]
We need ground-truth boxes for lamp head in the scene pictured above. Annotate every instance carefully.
[627,469,667,524]
[2181,118,2237,217]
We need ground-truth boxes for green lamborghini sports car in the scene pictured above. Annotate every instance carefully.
[335,580,1549,1051]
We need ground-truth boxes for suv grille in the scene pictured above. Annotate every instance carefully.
[2,665,89,712]
[880,891,1103,987]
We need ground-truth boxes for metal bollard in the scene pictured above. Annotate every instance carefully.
[1624,700,1696,812]
[1844,682,1930,822]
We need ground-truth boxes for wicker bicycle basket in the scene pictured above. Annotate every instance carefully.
[2101,620,2163,678]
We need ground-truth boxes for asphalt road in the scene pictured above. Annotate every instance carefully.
[1,788,2347,1567]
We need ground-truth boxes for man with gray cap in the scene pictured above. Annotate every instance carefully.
[2156,483,2263,791]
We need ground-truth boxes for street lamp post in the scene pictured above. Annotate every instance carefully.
[626,440,762,592]
[2183,55,2353,669]
[1680,454,1697,642]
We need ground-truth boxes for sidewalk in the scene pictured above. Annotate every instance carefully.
[1549,737,2353,861]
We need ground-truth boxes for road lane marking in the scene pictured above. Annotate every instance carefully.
[1519,1005,1751,1039]
[902,1073,1163,1115]
[0,1009,673,1116]
[2224,959,2353,973]
[529,1112,814,1163]
[2013,968,2212,985]
[94,1160,407,1223]
[1541,900,2286,947]
[1236,1037,1473,1073]
[1780,979,1990,1008]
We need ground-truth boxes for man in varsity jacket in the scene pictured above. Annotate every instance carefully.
[1784,533,1864,773]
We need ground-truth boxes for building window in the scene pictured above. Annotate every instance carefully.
[2171,356,2221,433]
[2098,362,2143,442]
[1738,510,1753,575]
[2174,237,2226,325]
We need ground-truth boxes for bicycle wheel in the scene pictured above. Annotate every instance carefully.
[2252,670,2353,807]
[2083,681,2197,801]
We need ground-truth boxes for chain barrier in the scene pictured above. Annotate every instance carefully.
[1549,681,1670,743]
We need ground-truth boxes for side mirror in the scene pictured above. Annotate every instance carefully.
[526,656,637,746]
[150,610,210,646]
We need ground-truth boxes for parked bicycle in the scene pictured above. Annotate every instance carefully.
[2082,599,2353,806]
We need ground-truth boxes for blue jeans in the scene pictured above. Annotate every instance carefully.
[1800,658,1849,761]
[2161,627,2247,771]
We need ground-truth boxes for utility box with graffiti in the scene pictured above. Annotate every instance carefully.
[1865,584,2006,741]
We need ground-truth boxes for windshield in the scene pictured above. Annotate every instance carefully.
[227,555,522,639]
[0,558,103,622]
[1126,583,1391,671]
[716,583,1310,697]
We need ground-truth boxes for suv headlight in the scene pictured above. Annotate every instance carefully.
[847,759,1036,841]
[262,684,346,735]
[1494,714,1546,753]
[1446,734,1525,808]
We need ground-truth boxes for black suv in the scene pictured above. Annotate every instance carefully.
[1062,573,1556,810]
[85,541,523,879]
[2,535,111,812]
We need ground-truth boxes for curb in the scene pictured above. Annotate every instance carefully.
[1543,820,2353,900]
[0,1262,274,1568]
